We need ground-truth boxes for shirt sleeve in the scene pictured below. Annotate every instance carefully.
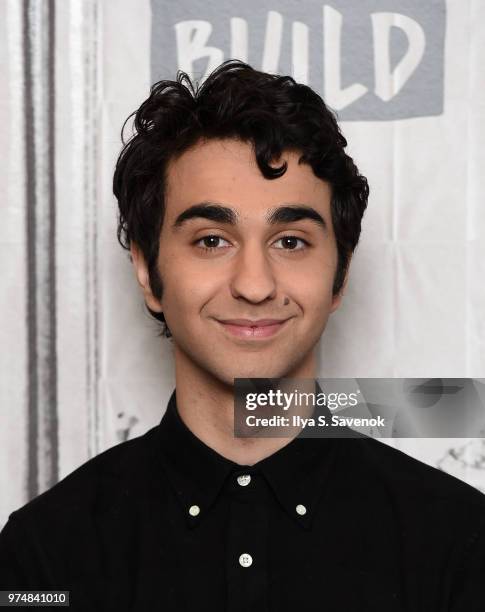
[0,514,37,589]
[449,516,485,611]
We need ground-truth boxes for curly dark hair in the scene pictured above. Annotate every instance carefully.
[113,60,369,339]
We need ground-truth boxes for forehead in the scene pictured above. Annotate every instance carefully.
[164,138,331,216]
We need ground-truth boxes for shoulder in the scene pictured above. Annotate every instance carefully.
[7,424,161,528]
[0,425,164,586]
[341,436,485,513]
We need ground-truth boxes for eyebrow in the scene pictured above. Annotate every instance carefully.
[172,202,327,232]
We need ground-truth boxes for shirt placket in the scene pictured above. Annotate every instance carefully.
[225,468,270,612]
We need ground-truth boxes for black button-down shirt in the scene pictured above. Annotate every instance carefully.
[1,388,485,611]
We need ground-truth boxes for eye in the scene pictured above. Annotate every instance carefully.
[273,235,310,251]
[194,235,232,252]
[193,234,310,253]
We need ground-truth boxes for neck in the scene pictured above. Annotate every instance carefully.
[173,347,317,466]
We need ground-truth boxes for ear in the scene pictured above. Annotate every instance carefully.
[130,242,163,313]
[330,258,351,313]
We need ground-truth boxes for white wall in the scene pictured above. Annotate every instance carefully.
[1,0,484,527]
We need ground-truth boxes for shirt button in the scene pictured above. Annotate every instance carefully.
[237,474,251,487]
[188,505,200,517]
[296,504,307,515]
[239,553,253,568]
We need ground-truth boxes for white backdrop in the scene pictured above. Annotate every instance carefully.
[1,0,485,528]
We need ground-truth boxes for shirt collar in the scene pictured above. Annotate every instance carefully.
[153,385,341,531]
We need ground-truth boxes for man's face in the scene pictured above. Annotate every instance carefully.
[132,138,345,386]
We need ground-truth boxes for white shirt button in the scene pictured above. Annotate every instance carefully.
[296,504,307,516]
[239,553,253,568]
[188,505,200,516]
[237,474,251,487]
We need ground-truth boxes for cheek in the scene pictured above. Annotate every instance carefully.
[291,272,335,329]
[291,255,336,300]
[304,285,334,318]
[159,246,200,307]
[163,268,216,318]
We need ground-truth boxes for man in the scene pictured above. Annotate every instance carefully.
[1,60,484,610]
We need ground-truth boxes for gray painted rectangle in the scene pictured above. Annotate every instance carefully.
[150,0,445,120]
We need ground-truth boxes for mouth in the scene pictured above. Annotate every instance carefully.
[214,318,293,340]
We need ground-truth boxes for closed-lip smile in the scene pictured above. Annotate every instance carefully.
[214,317,293,339]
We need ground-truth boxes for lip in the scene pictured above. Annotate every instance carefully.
[219,318,288,326]
[215,317,293,340]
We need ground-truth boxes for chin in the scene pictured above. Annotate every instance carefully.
[216,363,295,386]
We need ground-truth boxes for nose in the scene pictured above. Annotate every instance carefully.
[229,242,277,304]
